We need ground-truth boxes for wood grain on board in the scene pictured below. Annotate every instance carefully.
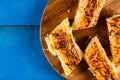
[40,0,120,80]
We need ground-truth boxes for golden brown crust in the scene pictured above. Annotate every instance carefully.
[85,37,118,80]
[107,15,120,66]
[45,18,83,75]
[72,0,105,30]
[51,27,81,69]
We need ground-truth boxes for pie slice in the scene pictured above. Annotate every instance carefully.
[45,18,83,75]
[106,15,120,66]
[84,36,118,80]
[72,0,105,30]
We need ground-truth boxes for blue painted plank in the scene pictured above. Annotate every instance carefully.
[0,0,48,25]
[0,26,65,80]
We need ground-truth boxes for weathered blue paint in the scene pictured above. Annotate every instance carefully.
[0,26,65,80]
[0,0,65,79]
[0,0,48,25]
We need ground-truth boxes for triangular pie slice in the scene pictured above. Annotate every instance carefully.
[72,0,105,30]
[45,18,83,76]
[84,36,118,80]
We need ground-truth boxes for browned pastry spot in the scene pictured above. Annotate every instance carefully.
[85,37,118,80]
[84,0,97,28]
[107,15,120,65]
[52,29,81,69]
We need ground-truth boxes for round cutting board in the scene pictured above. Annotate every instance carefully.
[40,0,120,80]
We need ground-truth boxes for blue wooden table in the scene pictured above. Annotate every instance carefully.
[0,0,65,80]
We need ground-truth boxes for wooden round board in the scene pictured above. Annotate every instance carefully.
[40,0,120,80]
